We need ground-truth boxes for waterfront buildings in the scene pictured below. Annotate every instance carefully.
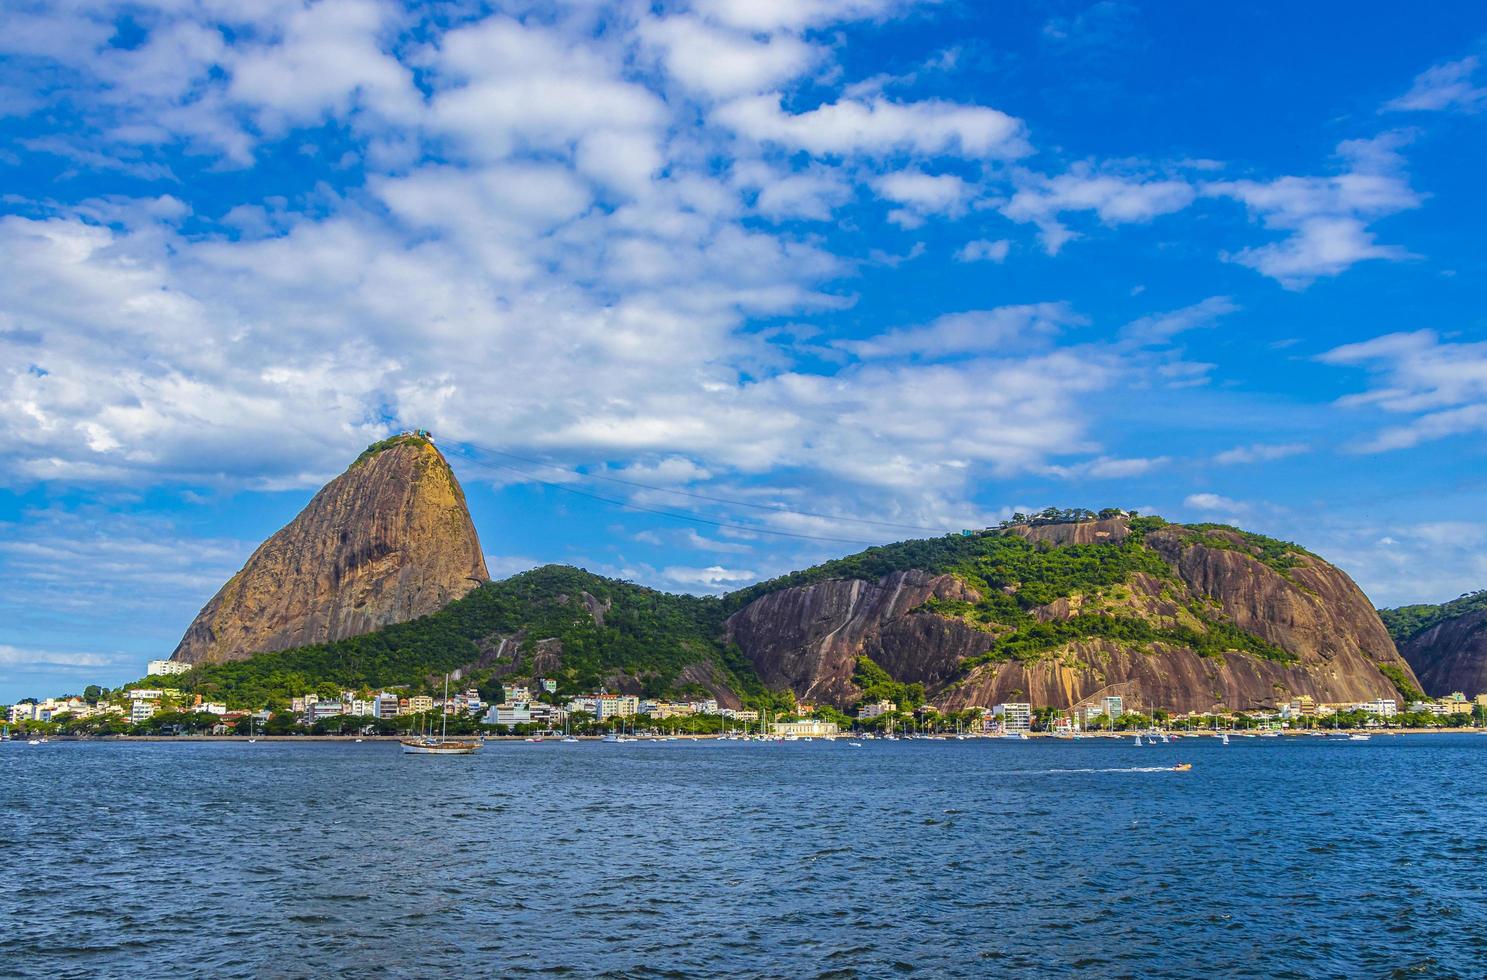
[309,701,344,722]
[858,699,896,720]
[407,696,435,714]
[130,700,156,724]
[771,720,839,737]
[993,703,1032,734]
[1359,699,1399,717]
[484,702,533,726]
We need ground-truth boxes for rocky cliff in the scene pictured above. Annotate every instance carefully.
[1397,609,1487,697]
[170,435,488,665]
[725,517,1420,714]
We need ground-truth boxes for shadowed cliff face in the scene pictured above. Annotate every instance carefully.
[171,438,488,664]
[726,521,1420,713]
[1401,610,1487,697]
[725,570,987,704]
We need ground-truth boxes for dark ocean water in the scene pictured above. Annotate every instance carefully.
[3,734,1486,978]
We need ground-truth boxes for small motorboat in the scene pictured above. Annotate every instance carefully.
[1171,763,1193,772]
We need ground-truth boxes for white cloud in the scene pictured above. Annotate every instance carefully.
[734,163,854,220]
[1046,455,1171,479]
[641,16,819,98]
[429,16,666,194]
[1206,132,1421,288]
[1213,442,1310,465]
[839,302,1084,360]
[227,0,421,129]
[1120,296,1238,344]
[872,168,975,226]
[0,645,126,669]
[1184,492,1245,512]
[682,529,755,554]
[696,0,905,32]
[1385,56,1487,113]
[714,94,1030,159]
[1294,518,1487,607]
[1321,330,1487,451]
[955,238,1010,263]
[1002,167,1195,253]
[662,564,759,590]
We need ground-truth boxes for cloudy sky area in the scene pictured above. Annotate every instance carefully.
[3,0,1487,701]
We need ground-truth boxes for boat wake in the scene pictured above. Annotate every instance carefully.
[1036,766,1185,774]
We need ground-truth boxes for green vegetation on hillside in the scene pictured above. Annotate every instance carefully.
[173,566,757,709]
[1176,524,1313,575]
[1378,663,1426,705]
[161,512,1321,709]
[730,521,1298,673]
[351,431,432,467]
[962,613,1296,668]
[852,656,926,709]
[1379,590,1487,644]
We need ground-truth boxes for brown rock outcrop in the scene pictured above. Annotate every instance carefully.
[724,570,986,704]
[170,436,488,664]
[726,521,1420,713]
[1400,610,1487,697]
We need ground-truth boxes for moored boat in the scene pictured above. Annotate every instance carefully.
[400,736,481,755]
[401,673,481,756]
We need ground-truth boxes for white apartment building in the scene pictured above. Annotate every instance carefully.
[130,700,157,724]
[858,699,896,720]
[1359,699,1398,717]
[146,659,191,676]
[484,702,533,727]
[309,701,344,721]
[994,702,1033,734]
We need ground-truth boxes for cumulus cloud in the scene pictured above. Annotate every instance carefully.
[714,94,1030,159]
[1002,166,1196,253]
[640,15,819,99]
[955,238,1010,263]
[871,168,976,227]
[1205,132,1421,288]
[696,0,906,32]
[662,564,759,590]
[1184,492,1245,513]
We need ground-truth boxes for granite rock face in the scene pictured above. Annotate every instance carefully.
[1400,610,1487,697]
[170,436,488,665]
[725,520,1420,714]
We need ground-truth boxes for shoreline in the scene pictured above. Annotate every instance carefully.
[7,728,1480,743]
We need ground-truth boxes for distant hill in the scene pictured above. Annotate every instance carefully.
[1381,591,1487,697]
[165,499,1423,713]
[170,433,488,665]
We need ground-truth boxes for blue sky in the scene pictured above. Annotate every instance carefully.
[4,0,1487,703]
